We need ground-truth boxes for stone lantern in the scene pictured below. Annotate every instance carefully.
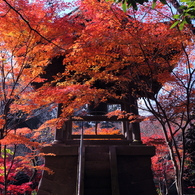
[37,68,158,195]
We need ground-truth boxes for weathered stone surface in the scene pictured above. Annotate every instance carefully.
[116,145,155,156]
[38,145,157,195]
[37,189,52,195]
[117,155,157,195]
[37,147,78,195]
[42,146,78,156]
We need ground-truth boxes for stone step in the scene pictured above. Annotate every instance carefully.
[84,161,110,178]
[84,178,111,188]
[85,160,110,171]
[84,188,112,195]
[85,146,109,153]
[85,146,109,161]
[85,152,109,161]
[84,146,112,193]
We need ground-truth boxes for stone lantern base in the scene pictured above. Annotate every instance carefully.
[37,142,157,195]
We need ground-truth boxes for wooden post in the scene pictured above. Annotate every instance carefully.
[53,104,72,144]
[121,101,133,142]
[129,94,142,144]
[53,104,64,144]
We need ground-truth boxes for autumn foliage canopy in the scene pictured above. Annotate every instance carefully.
[0,0,194,194]
[0,0,190,121]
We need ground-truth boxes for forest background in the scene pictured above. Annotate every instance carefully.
[0,0,195,195]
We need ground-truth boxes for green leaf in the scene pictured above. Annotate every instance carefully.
[186,10,195,16]
[181,0,191,3]
[179,5,188,10]
[152,1,156,8]
[122,1,127,12]
[1,148,14,158]
[173,14,180,19]
[186,1,195,7]
[6,148,14,155]
[152,0,157,9]
[170,21,180,29]
[31,191,37,195]
[185,16,192,23]
[179,20,187,30]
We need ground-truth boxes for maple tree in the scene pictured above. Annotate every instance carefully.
[138,45,195,195]
[0,0,194,195]
[0,146,43,195]
[142,135,174,195]
[141,118,195,195]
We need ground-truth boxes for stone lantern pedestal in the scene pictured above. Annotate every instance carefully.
[38,142,157,195]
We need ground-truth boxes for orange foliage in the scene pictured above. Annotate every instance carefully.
[73,127,121,135]
[0,0,191,149]
[62,0,189,101]
[0,0,193,194]
[0,0,190,127]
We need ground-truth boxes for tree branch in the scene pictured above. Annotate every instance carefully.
[2,0,66,51]
[169,0,183,14]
